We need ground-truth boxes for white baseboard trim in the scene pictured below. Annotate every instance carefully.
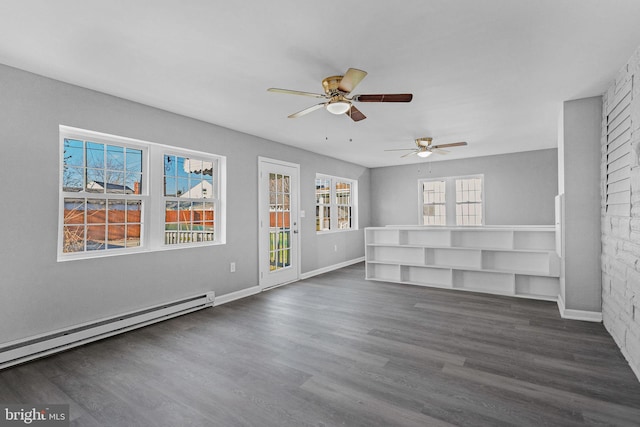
[215,258,365,305]
[213,285,261,307]
[299,257,365,280]
[557,294,603,322]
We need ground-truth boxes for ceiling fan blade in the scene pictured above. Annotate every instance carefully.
[433,148,450,154]
[346,105,366,122]
[432,141,468,149]
[288,103,326,118]
[338,68,367,93]
[401,151,418,158]
[268,88,327,98]
[353,93,413,102]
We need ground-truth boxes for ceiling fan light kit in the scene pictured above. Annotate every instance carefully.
[267,68,412,122]
[417,150,433,158]
[326,100,351,115]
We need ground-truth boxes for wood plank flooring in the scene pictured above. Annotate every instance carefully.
[2,262,640,426]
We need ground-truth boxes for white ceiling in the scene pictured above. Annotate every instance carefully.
[2,1,640,167]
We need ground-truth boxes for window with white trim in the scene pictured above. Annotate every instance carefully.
[419,175,483,226]
[163,155,216,245]
[59,126,225,260]
[315,174,357,232]
[422,180,446,225]
[455,177,483,225]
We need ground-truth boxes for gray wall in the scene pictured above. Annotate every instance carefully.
[559,96,602,313]
[370,149,558,227]
[0,64,370,344]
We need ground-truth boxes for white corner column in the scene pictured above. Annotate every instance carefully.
[557,96,603,321]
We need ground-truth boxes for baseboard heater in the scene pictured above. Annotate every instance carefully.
[0,292,215,370]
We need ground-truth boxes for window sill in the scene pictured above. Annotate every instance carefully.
[57,240,225,262]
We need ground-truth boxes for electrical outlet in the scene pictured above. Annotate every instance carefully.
[230,262,236,273]
[334,244,338,252]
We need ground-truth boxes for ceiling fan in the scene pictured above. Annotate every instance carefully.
[386,137,468,158]
[267,68,412,122]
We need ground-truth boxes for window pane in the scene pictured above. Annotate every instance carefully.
[86,199,106,224]
[176,157,188,178]
[86,225,106,250]
[126,224,141,247]
[192,202,204,227]
[338,206,351,229]
[336,181,350,205]
[64,139,84,167]
[106,145,124,171]
[107,224,125,248]
[316,179,330,204]
[127,200,142,223]
[202,161,214,177]
[126,148,142,173]
[63,226,85,253]
[177,177,189,196]
[179,201,192,225]
[86,169,105,193]
[186,158,204,178]
[63,168,84,192]
[107,200,126,224]
[105,171,125,193]
[64,198,85,224]
[126,172,142,194]
[165,176,177,197]
[164,155,176,176]
[86,142,104,169]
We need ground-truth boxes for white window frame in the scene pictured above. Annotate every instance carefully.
[418,174,484,226]
[58,126,226,261]
[315,174,358,233]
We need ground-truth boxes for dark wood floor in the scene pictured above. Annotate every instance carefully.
[2,263,640,426]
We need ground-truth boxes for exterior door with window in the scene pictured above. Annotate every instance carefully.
[258,158,299,289]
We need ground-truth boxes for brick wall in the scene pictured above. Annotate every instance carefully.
[601,45,640,379]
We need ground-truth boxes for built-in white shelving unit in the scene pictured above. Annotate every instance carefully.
[365,226,559,301]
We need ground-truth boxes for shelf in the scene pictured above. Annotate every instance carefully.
[451,229,513,249]
[427,248,481,269]
[515,275,559,299]
[401,265,452,287]
[482,250,556,276]
[452,270,515,294]
[365,228,399,245]
[400,229,451,246]
[366,246,424,265]
[365,225,559,302]
[366,263,400,282]
[513,230,555,251]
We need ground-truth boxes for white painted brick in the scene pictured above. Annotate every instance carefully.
[608,259,628,281]
[630,231,640,244]
[626,329,640,366]
[602,44,640,379]
[630,266,640,282]
[608,316,627,347]
[622,240,640,256]
[618,250,638,269]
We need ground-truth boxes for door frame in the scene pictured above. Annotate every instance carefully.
[258,156,301,290]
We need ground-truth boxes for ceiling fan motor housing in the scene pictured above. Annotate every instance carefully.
[322,75,344,96]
